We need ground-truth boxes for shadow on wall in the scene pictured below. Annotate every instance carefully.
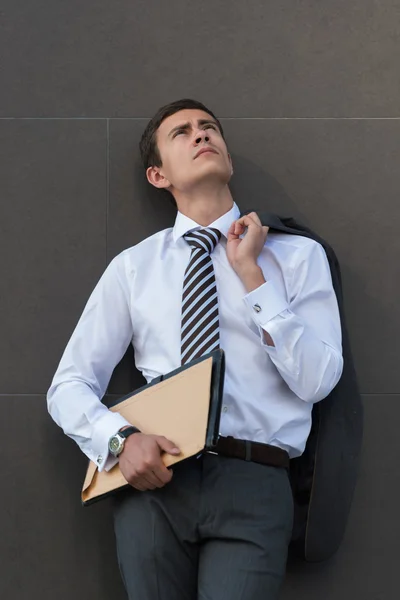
[230,153,310,224]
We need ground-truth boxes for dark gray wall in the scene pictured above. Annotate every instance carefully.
[1,2,398,599]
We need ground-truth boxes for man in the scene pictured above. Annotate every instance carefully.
[47,99,343,599]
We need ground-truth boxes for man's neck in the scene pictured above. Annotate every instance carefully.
[174,185,234,227]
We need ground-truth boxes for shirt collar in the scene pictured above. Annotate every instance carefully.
[172,202,241,244]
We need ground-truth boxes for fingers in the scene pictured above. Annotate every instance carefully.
[131,481,147,492]
[127,463,172,491]
[119,434,178,492]
[245,211,262,226]
[227,221,236,237]
[153,463,173,485]
[227,221,242,241]
[140,472,163,490]
[234,221,246,236]
[142,468,166,488]
[232,212,262,233]
[230,214,269,238]
[228,219,246,237]
[131,474,159,492]
[155,435,181,456]
[132,476,154,491]
[229,212,259,233]
[139,460,173,488]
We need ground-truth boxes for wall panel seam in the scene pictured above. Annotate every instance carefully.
[1,117,400,121]
[106,118,110,266]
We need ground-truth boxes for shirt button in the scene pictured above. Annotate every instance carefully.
[253,304,262,313]
[222,405,228,413]
[97,455,103,464]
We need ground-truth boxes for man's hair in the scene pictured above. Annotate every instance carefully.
[139,98,225,170]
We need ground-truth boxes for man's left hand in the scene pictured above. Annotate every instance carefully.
[227,212,269,291]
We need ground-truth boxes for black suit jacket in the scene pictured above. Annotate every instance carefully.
[252,212,363,562]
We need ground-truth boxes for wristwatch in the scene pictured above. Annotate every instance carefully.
[108,426,140,457]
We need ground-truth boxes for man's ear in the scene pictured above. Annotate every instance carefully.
[146,166,171,190]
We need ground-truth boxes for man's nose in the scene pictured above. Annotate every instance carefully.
[194,131,210,144]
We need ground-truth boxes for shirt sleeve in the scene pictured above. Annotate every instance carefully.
[47,253,134,472]
[243,241,343,403]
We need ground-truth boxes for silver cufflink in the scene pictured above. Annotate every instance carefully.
[253,304,262,313]
[97,455,103,464]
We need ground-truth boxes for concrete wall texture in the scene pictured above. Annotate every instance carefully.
[1,2,399,599]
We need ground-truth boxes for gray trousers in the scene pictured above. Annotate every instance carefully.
[113,453,293,600]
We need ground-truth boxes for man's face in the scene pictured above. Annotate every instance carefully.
[148,109,233,194]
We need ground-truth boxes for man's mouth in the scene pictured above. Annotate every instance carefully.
[194,147,218,159]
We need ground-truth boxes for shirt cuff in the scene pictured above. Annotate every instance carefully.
[243,280,289,328]
[91,410,131,472]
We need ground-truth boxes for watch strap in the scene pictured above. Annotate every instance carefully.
[118,426,141,439]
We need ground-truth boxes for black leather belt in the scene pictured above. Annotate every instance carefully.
[211,436,290,469]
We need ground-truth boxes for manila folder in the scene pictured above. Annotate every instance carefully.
[82,356,214,505]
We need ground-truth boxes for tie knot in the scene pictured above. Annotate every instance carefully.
[184,228,221,254]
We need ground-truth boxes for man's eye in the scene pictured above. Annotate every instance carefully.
[174,130,185,137]
[205,124,217,131]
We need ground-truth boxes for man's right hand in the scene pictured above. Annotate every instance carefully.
[118,433,181,492]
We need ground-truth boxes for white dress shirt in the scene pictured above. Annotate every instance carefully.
[47,202,343,472]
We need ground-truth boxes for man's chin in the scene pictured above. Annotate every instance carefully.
[192,167,231,187]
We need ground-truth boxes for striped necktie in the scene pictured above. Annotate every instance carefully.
[181,227,221,365]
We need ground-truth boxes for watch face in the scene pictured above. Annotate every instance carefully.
[109,436,122,454]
